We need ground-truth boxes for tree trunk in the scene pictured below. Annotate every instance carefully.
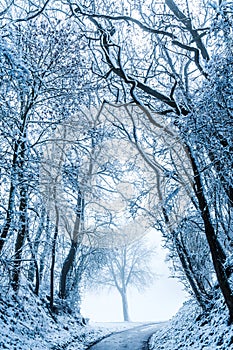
[26,232,40,295]
[162,206,211,309]
[39,212,50,282]
[11,136,29,292]
[188,146,233,322]
[28,207,45,283]
[174,235,210,310]
[59,190,84,300]
[120,290,130,322]
[59,241,78,299]
[11,185,28,292]
[0,142,19,254]
[50,203,59,310]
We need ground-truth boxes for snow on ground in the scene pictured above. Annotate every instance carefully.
[0,290,144,350]
[149,298,233,350]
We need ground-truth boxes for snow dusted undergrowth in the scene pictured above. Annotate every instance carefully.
[1,289,233,350]
[0,289,137,350]
[149,298,233,350]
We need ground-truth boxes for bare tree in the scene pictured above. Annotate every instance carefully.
[89,225,156,322]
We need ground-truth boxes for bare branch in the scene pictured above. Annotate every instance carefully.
[73,6,177,39]
[165,0,210,60]
[15,0,51,22]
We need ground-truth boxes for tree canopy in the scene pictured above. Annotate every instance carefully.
[0,0,233,323]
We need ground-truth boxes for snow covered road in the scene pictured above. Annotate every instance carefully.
[87,323,162,350]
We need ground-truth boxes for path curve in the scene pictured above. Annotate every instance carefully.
[87,323,162,350]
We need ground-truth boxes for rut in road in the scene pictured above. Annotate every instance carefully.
[87,323,162,350]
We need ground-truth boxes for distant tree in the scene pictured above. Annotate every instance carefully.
[89,227,156,322]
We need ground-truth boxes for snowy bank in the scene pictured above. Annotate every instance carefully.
[149,299,233,350]
[0,291,141,350]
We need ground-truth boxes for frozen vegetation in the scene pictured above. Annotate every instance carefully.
[149,299,233,350]
[0,290,136,350]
